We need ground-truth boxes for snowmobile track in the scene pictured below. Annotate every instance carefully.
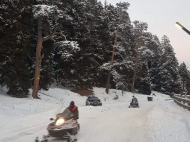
[35,135,77,142]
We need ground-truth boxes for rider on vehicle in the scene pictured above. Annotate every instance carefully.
[68,101,79,120]
[131,96,138,103]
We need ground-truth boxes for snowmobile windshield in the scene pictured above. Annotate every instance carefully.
[55,107,74,120]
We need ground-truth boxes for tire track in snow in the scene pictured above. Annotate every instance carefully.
[77,102,155,142]
[0,124,47,142]
[0,109,57,142]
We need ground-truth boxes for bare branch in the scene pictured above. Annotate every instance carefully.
[42,27,58,41]
[26,54,35,62]
[43,25,67,41]
[55,30,67,41]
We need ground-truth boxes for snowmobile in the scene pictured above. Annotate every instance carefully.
[35,107,80,142]
[129,99,139,108]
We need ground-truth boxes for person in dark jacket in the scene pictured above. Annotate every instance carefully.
[131,96,138,103]
[129,96,139,108]
[68,101,79,120]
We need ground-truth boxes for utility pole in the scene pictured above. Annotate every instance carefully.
[105,8,122,94]
[131,39,141,93]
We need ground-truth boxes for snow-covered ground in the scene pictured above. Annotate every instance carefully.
[0,87,190,142]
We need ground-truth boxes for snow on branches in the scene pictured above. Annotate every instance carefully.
[33,5,63,18]
[116,2,130,11]
[55,41,80,60]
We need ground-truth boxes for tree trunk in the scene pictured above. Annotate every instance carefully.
[131,39,140,93]
[32,16,43,99]
[105,72,111,94]
[105,9,121,94]
[105,34,117,94]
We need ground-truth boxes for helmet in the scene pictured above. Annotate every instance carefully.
[70,101,75,105]
[69,101,75,109]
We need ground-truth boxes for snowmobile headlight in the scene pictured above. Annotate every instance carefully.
[55,118,65,126]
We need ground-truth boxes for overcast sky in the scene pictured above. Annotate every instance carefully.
[99,0,190,68]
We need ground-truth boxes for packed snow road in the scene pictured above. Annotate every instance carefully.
[0,88,190,142]
[78,102,153,142]
[78,99,190,142]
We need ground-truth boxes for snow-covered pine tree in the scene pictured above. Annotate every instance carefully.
[98,3,119,89]
[32,0,79,98]
[145,35,162,91]
[179,62,190,94]
[51,0,91,88]
[156,35,182,95]
[131,20,151,94]
[0,0,33,96]
[111,2,136,91]
[186,70,190,95]
[53,0,110,89]
[99,2,136,92]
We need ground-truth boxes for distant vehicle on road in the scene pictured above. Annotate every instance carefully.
[129,96,139,108]
[86,96,102,106]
